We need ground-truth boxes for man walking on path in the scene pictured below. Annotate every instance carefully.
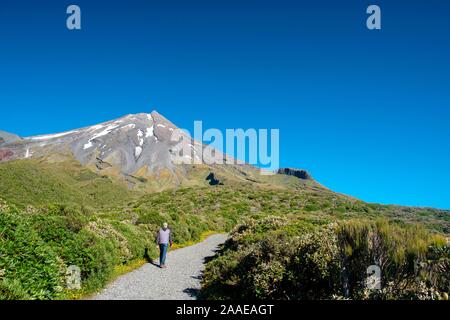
[156,222,173,268]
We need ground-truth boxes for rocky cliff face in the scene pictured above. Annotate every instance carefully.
[277,168,312,180]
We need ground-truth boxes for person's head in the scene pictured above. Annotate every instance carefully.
[162,222,168,230]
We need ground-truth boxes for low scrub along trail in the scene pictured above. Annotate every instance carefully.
[93,234,227,300]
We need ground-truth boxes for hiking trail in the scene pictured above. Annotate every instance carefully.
[92,234,227,300]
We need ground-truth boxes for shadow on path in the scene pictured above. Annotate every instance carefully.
[145,247,161,269]
[183,287,200,298]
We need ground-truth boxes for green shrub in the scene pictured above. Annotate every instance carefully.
[201,218,449,300]
[0,202,154,300]
[0,210,65,299]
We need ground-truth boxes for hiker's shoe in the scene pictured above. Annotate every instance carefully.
[161,264,167,269]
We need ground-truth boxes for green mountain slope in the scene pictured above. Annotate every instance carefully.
[0,157,448,300]
[0,157,131,209]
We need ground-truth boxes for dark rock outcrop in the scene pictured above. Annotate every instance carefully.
[277,168,312,180]
[95,157,113,170]
[206,172,223,186]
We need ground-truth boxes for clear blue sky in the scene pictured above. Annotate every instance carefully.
[0,0,449,209]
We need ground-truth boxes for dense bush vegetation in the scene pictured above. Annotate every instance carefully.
[0,200,156,299]
[0,159,449,300]
[200,217,449,300]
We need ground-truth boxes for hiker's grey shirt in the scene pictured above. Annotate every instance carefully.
[157,228,172,245]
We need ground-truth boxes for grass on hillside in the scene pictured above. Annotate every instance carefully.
[0,158,132,210]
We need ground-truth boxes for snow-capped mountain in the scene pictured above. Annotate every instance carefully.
[0,111,229,177]
[0,111,316,191]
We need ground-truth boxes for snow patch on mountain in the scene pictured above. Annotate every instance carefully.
[135,146,143,158]
[84,124,120,149]
[145,126,154,138]
[28,130,78,141]
[137,130,144,146]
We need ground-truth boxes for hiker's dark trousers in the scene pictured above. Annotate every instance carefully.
[159,243,168,265]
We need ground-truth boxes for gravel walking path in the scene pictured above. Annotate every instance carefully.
[93,234,227,300]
